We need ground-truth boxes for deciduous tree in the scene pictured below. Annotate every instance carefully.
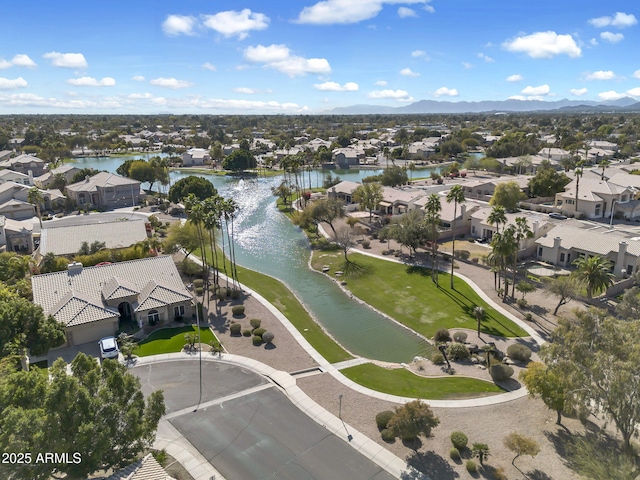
[503,432,540,466]
[353,182,383,221]
[387,400,439,445]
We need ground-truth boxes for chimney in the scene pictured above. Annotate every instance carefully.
[460,204,467,218]
[615,241,628,277]
[553,236,561,249]
[532,220,539,237]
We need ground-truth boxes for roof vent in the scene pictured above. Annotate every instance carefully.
[67,261,83,274]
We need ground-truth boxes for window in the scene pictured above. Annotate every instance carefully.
[560,253,565,262]
[622,195,628,202]
[147,310,160,325]
[628,265,634,275]
[538,247,543,257]
[471,226,476,234]
[595,204,601,216]
[174,305,185,318]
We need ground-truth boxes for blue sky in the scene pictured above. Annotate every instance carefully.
[1,1,639,114]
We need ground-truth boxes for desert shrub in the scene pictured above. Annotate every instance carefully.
[362,240,371,249]
[493,466,508,480]
[229,323,242,336]
[450,448,461,461]
[253,327,266,338]
[471,257,479,263]
[262,331,275,344]
[381,429,395,442]
[450,431,468,449]
[516,298,528,309]
[453,331,468,343]
[431,351,445,365]
[490,363,514,382]
[250,318,262,329]
[457,250,471,260]
[507,344,532,363]
[524,312,533,322]
[252,335,263,346]
[231,305,245,316]
[446,342,470,361]
[376,410,395,430]
[193,278,204,288]
[242,329,252,337]
[194,286,203,296]
[229,289,241,300]
[466,460,477,474]
[434,328,451,343]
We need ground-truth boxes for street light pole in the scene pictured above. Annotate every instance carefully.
[339,394,343,419]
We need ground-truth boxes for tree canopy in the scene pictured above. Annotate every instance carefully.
[168,175,217,203]
[489,181,526,212]
[363,166,408,187]
[0,353,165,479]
[528,162,571,197]
[352,182,383,221]
[222,149,257,172]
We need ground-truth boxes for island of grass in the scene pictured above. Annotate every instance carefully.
[312,250,529,339]
[341,363,504,400]
[134,325,216,357]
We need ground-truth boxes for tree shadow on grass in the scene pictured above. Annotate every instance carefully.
[342,260,371,279]
[402,451,459,480]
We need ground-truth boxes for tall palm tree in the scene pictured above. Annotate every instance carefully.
[423,194,442,286]
[487,205,507,236]
[27,187,44,229]
[183,194,208,287]
[574,160,585,213]
[490,229,517,301]
[446,185,465,289]
[571,255,615,298]
[510,217,533,298]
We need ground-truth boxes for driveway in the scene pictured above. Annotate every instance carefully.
[131,360,395,480]
[46,340,103,365]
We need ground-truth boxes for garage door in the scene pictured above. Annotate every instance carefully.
[69,319,118,346]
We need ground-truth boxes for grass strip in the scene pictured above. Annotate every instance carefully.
[312,250,528,339]
[134,326,216,357]
[341,363,504,400]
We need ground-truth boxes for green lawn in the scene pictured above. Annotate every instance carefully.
[312,251,528,339]
[341,363,504,400]
[197,247,353,364]
[134,326,217,357]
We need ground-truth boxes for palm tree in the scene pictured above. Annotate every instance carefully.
[490,229,517,302]
[27,187,44,229]
[472,443,491,466]
[574,160,585,213]
[571,255,615,298]
[473,306,485,337]
[446,185,465,289]
[424,194,442,286]
[487,205,507,236]
[510,217,533,298]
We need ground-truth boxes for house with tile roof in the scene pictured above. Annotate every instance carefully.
[0,168,33,186]
[0,153,48,176]
[32,256,193,346]
[101,453,174,480]
[0,215,36,253]
[0,181,64,220]
[554,177,635,219]
[65,171,143,209]
[182,148,211,166]
[34,164,81,188]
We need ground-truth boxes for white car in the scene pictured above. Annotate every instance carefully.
[98,336,120,359]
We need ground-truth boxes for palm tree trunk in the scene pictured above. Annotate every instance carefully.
[450,203,457,289]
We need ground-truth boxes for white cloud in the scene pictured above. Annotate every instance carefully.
[149,77,193,89]
[462,62,473,69]
[43,52,88,68]
[521,84,550,96]
[132,75,145,82]
[503,31,581,59]
[244,44,331,76]
[423,1,435,13]
[570,88,588,96]
[506,74,523,82]
[585,70,616,80]
[234,87,255,94]
[598,90,626,101]
[400,67,419,77]
[0,77,27,90]
[589,12,637,29]
[296,0,429,25]
[434,86,459,97]
[600,32,624,43]
[0,60,11,69]
[634,70,640,79]
[10,54,36,68]
[477,53,495,63]
[67,76,116,87]
[314,81,359,91]
[398,7,417,18]
[128,92,153,99]
[162,15,197,36]
[202,63,217,71]
[202,9,269,40]
[368,89,412,101]
[411,50,426,58]
[625,87,640,97]
[590,38,599,46]
[375,80,388,86]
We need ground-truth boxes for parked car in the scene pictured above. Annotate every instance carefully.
[98,336,119,359]
[548,212,567,220]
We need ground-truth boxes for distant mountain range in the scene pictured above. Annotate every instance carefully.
[327,97,640,115]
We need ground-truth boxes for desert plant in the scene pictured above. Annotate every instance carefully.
[381,429,395,442]
[431,351,445,365]
[524,312,533,321]
[446,342,470,361]
[472,443,490,466]
[193,278,204,288]
[466,460,477,473]
[450,431,468,450]
[231,305,245,316]
[457,249,471,260]
[434,328,451,343]
[229,323,242,336]
[262,331,275,344]
[194,286,203,296]
[242,329,252,337]
[250,318,261,329]
[450,447,461,461]
[507,344,532,363]
[376,410,395,430]
[252,335,263,346]
[229,289,241,299]
[362,240,371,249]
[516,298,528,309]
[452,331,468,343]
[490,363,514,382]
[253,327,266,338]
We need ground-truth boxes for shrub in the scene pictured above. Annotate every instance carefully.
[231,305,245,316]
[516,298,528,309]
[524,312,533,322]
[490,363,515,382]
[242,329,252,337]
[446,342,470,361]
[376,410,395,430]
[471,257,479,263]
[507,344,532,363]
[250,318,262,329]
[362,240,371,249]
[450,431,468,449]
[229,289,241,300]
[215,287,228,300]
[262,331,275,344]
[381,429,395,442]
[194,286,203,296]
[452,331,468,343]
[493,466,508,480]
[252,335,263,346]
[457,250,471,260]
[193,279,204,288]
[466,460,477,474]
[229,323,242,336]
[431,351,445,365]
[253,327,266,338]
[434,328,451,343]
[450,448,461,461]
